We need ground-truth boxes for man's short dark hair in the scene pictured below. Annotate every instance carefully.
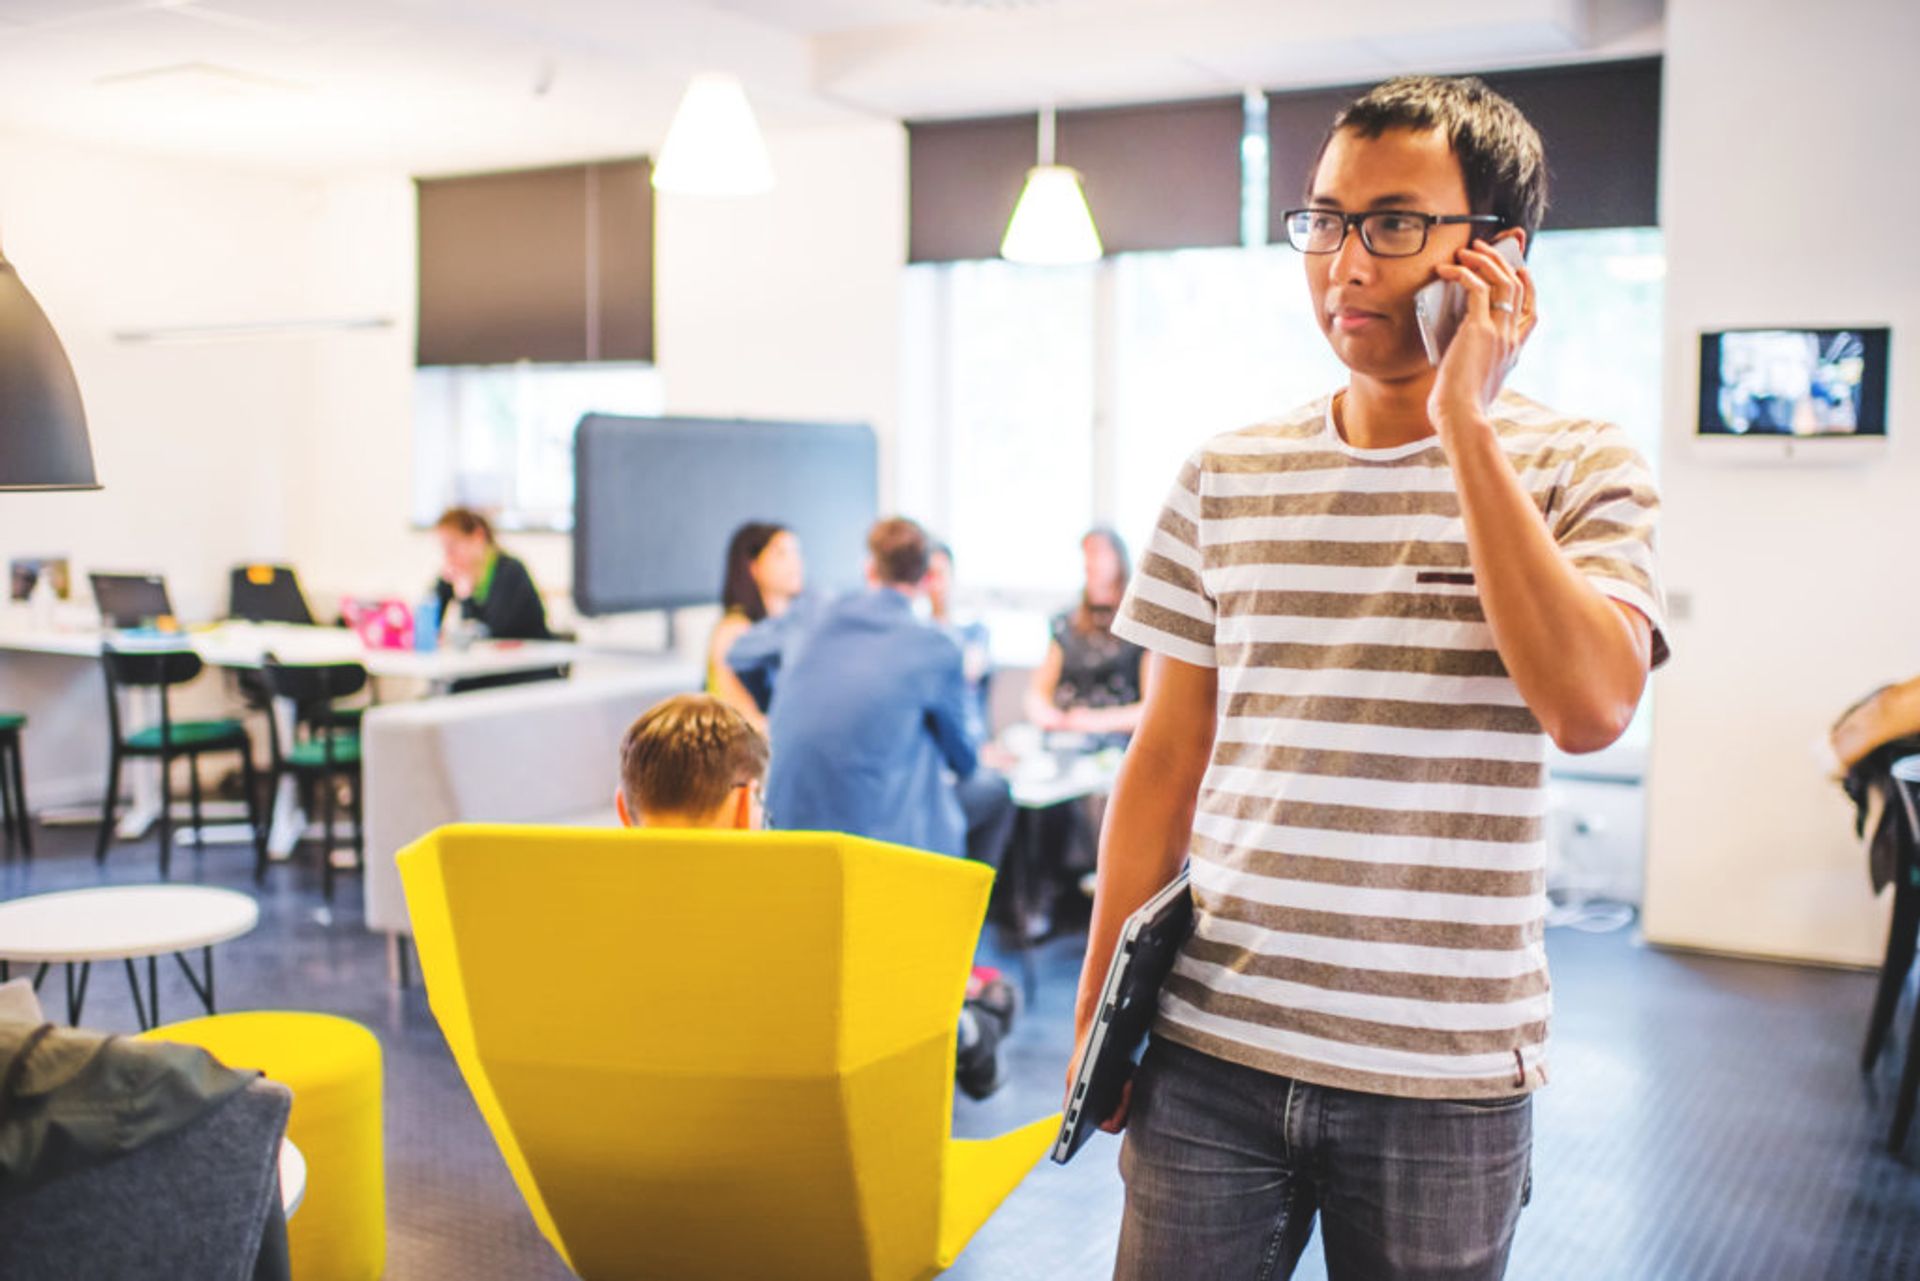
[868,517,932,587]
[1310,75,1548,242]
[619,694,768,819]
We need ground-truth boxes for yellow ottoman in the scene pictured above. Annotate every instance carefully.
[141,1011,385,1281]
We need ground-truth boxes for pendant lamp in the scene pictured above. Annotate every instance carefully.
[0,243,97,491]
[1000,105,1102,266]
[651,72,775,196]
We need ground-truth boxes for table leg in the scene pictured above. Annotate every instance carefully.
[64,961,92,1025]
[150,954,161,1028]
[266,694,306,858]
[116,688,163,840]
[123,957,153,1032]
[174,946,217,1016]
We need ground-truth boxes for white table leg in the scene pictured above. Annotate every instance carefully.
[116,688,161,839]
[267,693,306,858]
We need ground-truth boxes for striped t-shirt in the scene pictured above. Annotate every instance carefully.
[1114,388,1668,1100]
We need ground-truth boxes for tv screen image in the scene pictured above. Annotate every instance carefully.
[1698,327,1889,438]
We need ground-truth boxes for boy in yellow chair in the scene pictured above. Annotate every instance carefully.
[615,693,1019,1099]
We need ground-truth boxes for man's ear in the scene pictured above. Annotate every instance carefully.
[731,786,754,830]
[615,789,635,828]
[863,558,881,588]
[1494,226,1529,259]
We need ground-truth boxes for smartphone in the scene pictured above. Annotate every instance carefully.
[1414,237,1527,366]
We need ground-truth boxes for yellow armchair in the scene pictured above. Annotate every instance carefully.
[398,823,1058,1280]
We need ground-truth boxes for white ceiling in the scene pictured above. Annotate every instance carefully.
[0,0,1662,177]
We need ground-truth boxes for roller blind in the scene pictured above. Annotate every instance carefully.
[1267,58,1662,237]
[908,97,1244,263]
[416,157,653,365]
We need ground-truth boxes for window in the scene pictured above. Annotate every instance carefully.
[1503,228,1666,467]
[899,259,1096,596]
[901,229,1665,594]
[1110,245,1346,557]
[411,362,664,531]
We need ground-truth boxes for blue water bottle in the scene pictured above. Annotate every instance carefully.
[414,594,440,652]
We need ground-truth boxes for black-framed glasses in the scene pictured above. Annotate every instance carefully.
[1281,208,1505,258]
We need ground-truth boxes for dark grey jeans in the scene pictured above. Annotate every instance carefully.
[1115,1037,1532,1281]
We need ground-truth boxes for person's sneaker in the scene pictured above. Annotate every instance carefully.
[969,973,1020,1037]
[954,1006,1006,1101]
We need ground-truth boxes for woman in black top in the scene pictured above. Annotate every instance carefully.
[1025,528,1147,737]
[432,507,552,641]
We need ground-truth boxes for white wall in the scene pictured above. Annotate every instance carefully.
[0,132,329,620]
[654,119,907,501]
[1643,0,1920,965]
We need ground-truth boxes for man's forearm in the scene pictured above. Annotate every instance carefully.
[1444,420,1649,753]
[1073,741,1204,1035]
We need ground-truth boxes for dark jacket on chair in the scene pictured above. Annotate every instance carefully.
[1841,734,1920,893]
[0,1020,291,1280]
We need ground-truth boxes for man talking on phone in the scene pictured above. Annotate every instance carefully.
[1070,75,1668,1280]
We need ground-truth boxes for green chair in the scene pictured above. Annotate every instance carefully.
[98,648,266,879]
[261,657,368,903]
[0,712,29,859]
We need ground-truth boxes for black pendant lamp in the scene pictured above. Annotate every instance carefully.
[0,241,98,491]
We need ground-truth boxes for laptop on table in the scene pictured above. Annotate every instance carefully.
[89,572,175,629]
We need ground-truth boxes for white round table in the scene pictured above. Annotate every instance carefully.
[0,885,259,1028]
[280,1138,307,1218]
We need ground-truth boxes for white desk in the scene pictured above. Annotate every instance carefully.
[0,621,580,854]
[0,619,579,687]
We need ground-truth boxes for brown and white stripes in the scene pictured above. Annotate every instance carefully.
[1114,388,1666,1100]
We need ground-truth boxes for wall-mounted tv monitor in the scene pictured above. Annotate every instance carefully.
[1698,327,1889,438]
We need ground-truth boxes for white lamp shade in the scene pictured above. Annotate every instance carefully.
[1000,165,1102,265]
[651,73,775,196]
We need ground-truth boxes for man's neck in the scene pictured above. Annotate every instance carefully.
[1336,369,1440,451]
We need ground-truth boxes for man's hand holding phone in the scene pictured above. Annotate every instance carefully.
[1421,236,1537,442]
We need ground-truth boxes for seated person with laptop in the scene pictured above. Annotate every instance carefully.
[615,693,1017,1099]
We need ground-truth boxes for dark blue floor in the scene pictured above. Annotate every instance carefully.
[5,822,1918,1280]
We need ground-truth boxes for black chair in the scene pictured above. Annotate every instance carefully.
[1868,755,1920,1153]
[0,712,30,859]
[98,648,266,880]
[261,657,367,903]
[227,563,313,625]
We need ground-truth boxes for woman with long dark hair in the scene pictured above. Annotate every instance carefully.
[1024,527,1148,736]
[707,522,804,731]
